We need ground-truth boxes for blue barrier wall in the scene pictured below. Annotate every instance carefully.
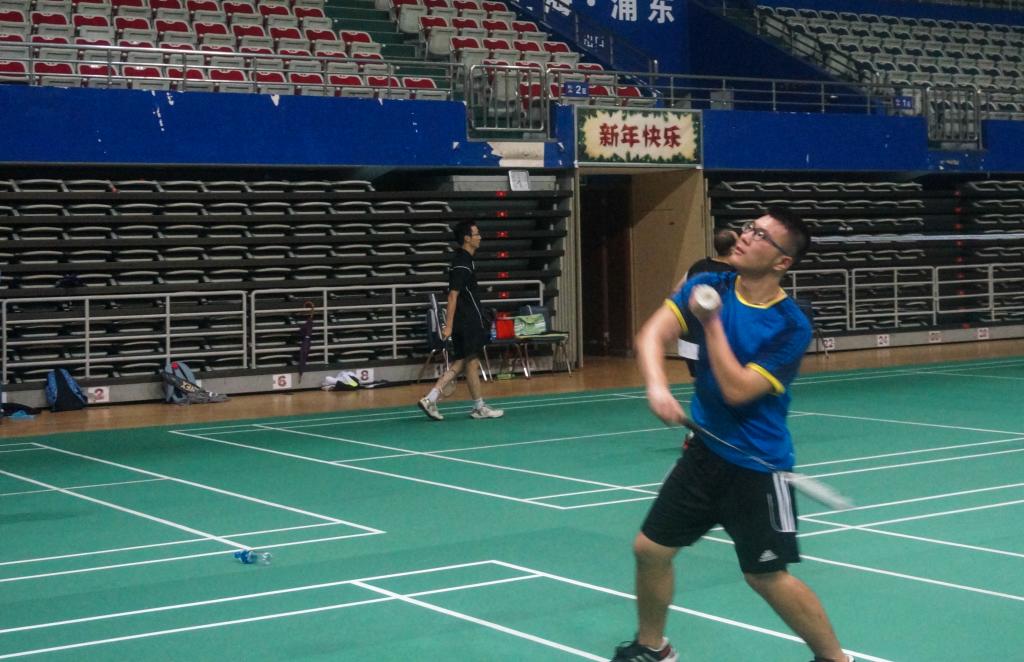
[2,84,1024,173]
[701,110,928,170]
[0,85,574,168]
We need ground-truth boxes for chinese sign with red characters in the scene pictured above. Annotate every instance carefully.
[576,107,701,166]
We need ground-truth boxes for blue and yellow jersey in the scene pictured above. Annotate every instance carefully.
[666,271,811,472]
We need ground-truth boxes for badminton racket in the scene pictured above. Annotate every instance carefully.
[680,418,853,510]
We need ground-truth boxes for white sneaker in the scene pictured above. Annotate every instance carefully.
[418,397,443,421]
[470,404,504,419]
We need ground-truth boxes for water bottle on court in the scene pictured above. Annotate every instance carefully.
[233,549,272,565]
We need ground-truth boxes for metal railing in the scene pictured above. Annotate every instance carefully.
[248,279,545,368]
[465,63,549,134]
[849,263,1024,329]
[2,265,1023,383]
[0,281,547,383]
[2,42,1018,145]
[1,291,248,383]
[0,42,458,98]
[756,11,868,84]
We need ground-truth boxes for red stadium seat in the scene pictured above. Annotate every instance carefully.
[0,59,28,82]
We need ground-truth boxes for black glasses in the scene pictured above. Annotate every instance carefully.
[741,221,790,257]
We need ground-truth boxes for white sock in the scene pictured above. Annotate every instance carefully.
[474,398,485,409]
[427,389,440,402]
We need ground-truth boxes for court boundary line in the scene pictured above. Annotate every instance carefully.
[0,572,548,660]
[0,468,251,552]
[175,413,1024,512]
[0,478,166,499]
[256,422,662,500]
[32,442,380,533]
[0,521,347,568]
[800,481,1024,519]
[0,531,381,584]
[490,561,894,662]
[801,516,1024,560]
[0,557,896,662]
[703,535,1024,604]
[0,559,518,636]
[172,429,569,509]
[164,356,1024,436]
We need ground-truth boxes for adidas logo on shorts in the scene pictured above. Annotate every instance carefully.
[758,549,779,563]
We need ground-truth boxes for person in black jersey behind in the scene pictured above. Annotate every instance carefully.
[679,229,738,377]
[417,221,504,421]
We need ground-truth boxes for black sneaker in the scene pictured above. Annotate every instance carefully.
[610,639,678,662]
[809,657,855,662]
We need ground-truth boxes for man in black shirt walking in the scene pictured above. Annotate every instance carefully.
[418,221,504,421]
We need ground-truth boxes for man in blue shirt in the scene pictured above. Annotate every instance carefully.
[611,208,853,662]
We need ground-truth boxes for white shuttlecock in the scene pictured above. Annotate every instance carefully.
[693,285,722,313]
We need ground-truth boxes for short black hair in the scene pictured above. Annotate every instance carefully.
[765,206,811,266]
[713,229,737,257]
[452,221,477,245]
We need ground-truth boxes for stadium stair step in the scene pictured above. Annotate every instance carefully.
[381,42,418,59]
[326,0,379,11]
[326,7,393,23]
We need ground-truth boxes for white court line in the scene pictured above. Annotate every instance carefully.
[800,481,1024,519]
[0,478,165,498]
[797,436,1024,469]
[703,535,1024,604]
[171,429,568,510]
[0,448,45,454]
[177,388,668,436]
[791,357,1024,387]
[526,481,661,502]
[0,573,544,660]
[331,426,675,464]
[0,469,247,551]
[0,442,39,448]
[810,445,1024,480]
[490,560,894,662]
[0,531,381,584]
[352,580,604,661]
[790,410,1024,436]
[559,495,657,509]
[809,498,1024,532]
[801,517,1024,560]
[180,356,1024,434]
[0,521,344,568]
[0,559,522,635]
[922,370,1024,381]
[33,443,379,533]
[257,423,661,500]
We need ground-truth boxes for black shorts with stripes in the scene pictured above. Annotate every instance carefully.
[641,436,800,574]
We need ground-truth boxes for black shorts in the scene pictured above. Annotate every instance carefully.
[641,437,800,574]
[450,323,489,360]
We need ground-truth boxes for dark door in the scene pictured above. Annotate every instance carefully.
[580,175,632,356]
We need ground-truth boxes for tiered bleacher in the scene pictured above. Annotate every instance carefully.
[0,173,571,384]
[757,5,1024,118]
[0,0,656,107]
[709,176,1024,332]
